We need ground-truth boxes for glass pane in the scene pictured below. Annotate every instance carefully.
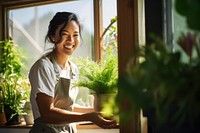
[172,0,192,62]
[8,0,94,75]
[102,0,117,55]
[102,0,117,28]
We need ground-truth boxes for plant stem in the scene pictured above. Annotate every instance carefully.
[100,17,117,41]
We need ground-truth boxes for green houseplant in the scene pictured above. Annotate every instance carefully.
[73,52,118,94]
[118,1,200,132]
[0,40,26,125]
[74,16,118,95]
[73,48,118,111]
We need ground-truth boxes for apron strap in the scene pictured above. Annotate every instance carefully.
[49,51,75,80]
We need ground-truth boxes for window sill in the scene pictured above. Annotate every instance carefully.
[0,122,119,129]
[0,123,119,133]
[0,123,32,129]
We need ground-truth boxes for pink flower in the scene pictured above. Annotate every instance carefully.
[115,35,118,41]
[177,32,197,58]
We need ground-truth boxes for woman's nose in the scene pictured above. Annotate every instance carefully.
[66,35,74,42]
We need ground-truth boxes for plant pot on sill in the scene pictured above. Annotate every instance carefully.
[93,93,116,112]
[4,105,21,125]
[23,102,34,125]
[23,114,34,125]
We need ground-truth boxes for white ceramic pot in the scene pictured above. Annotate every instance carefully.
[23,114,34,125]
[23,102,34,125]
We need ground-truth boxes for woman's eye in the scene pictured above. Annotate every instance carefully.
[62,33,69,37]
[61,33,79,40]
[74,34,79,38]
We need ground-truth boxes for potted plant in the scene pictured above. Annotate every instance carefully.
[18,76,33,125]
[0,75,26,125]
[118,1,200,131]
[0,40,25,125]
[72,47,118,111]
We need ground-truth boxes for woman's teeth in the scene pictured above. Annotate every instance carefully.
[64,45,73,49]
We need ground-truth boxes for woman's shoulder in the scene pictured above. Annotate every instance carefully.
[30,56,53,72]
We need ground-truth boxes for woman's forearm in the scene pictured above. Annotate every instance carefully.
[73,103,94,113]
[36,93,86,124]
[42,106,86,124]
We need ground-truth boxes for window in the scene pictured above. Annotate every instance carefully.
[172,0,192,62]
[102,0,117,55]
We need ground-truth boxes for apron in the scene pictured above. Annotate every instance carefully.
[30,52,78,133]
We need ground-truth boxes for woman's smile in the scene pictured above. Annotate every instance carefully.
[64,44,74,49]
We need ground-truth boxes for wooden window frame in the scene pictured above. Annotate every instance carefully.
[117,0,141,133]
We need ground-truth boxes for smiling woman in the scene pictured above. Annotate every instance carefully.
[45,14,81,58]
[28,11,117,133]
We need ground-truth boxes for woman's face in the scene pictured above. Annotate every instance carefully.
[52,20,80,56]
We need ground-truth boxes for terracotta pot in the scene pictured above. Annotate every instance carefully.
[0,112,7,125]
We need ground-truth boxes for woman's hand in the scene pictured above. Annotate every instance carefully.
[83,112,117,129]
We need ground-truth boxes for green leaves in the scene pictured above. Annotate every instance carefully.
[0,40,22,76]
[72,53,118,94]
[0,40,25,114]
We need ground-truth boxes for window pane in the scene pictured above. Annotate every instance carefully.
[172,0,192,62]
[8,0,93,75]
[102,0,117,54]
[102,0,117,28]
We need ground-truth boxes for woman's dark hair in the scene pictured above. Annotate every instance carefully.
[45,12,81,44]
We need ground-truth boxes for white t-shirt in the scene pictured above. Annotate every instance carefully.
[29,56,79,119]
